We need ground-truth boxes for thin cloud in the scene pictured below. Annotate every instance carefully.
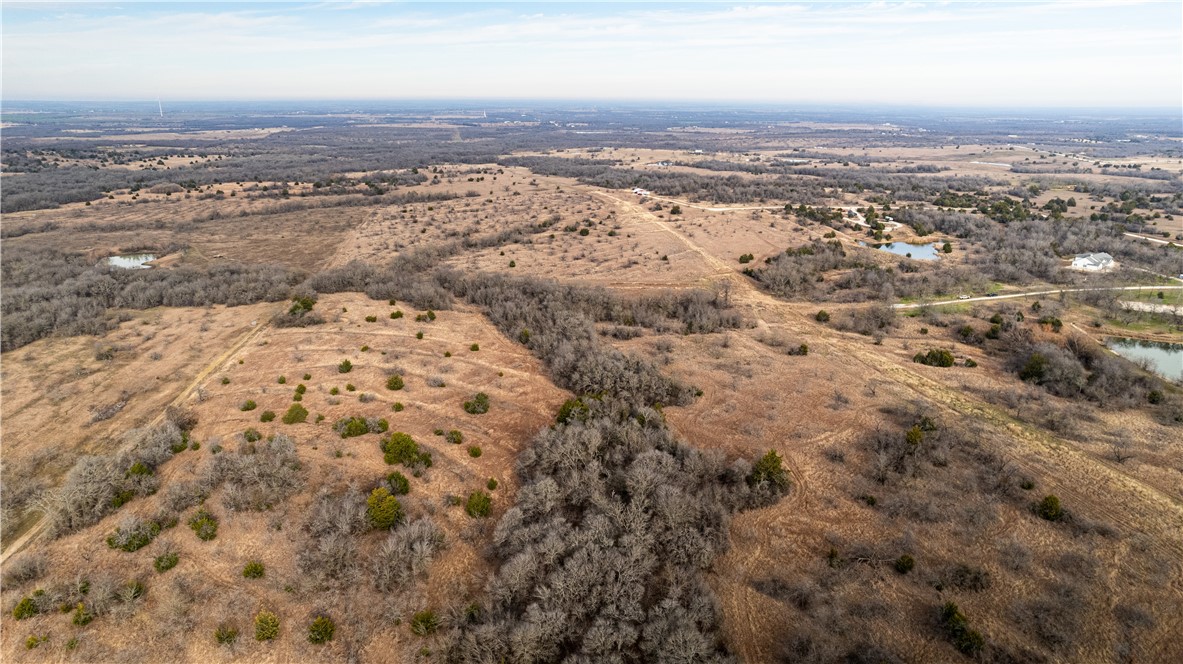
[2,1,1178,106]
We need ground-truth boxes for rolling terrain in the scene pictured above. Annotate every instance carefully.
[2,105,1182,663]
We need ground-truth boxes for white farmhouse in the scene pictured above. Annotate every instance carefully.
[1070,252,1114,271]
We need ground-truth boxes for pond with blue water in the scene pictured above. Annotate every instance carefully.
[1106,338,1183,382]
[872,242,942,260]
[106,254,156,269]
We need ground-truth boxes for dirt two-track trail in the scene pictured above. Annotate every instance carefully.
[590,188,1183,660]
[0,308,279,565]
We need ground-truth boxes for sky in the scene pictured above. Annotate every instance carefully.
[2,1,1180,108]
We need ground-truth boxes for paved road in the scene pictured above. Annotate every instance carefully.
[893,285,1183,309]
[1124,232,1182,248]
[641,193,783,212]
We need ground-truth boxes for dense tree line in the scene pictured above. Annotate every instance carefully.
[451,398,787,662]
[1,248,303,351]
[425,267,786,661]
[499,156,828,205]
[749,239,987,304]
[585,171,826,205]
[0,220,742,352]
[3,125,632,212]
[749,240,850,299]
[1009,336,1176,411]
[437,271,741,405]
[898,207,1182,280]
[504,155,998,204]
[781,168,998,202]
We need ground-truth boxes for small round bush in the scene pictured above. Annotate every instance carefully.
[154,552,179,573]
[240,400,257,412]
[463,392,490,415]
[242,560,265,579]
[221,376,230,385]
[255,610,280,641]
[329,386,339,395]
[12,597,38,620]
[106,519,162,552]
[126,582,151,604]
[382,432,430,467]
[188,509,218,541]
[215,624,238,645]
[410,610,440,636]
[391,310,404,319]
[346,383,356,392]
[468,446,482,458]
[386,374,405,391]
[243,428,262,442]
[815,310,831,323]
[465,490,492,518]
[487,477,498,491]
[308,615,335,644]
[1035,494,1063,521]
[277,376,286,384]
[416,331,424,340]
[387,471,411,495]
[748,449,790,493]
[392,402,405,412]
[367,487,404,529]
[303,373,312,380]
[338,359,353,374]
[72,602,93,626]
[894,554,915,574]
[470,343,480,352]
[446,430,464,445]
[283,402,309,424]
[259,410,276,423]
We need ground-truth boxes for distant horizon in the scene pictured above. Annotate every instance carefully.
[3,2,1180,108]
[3,98,1181,117]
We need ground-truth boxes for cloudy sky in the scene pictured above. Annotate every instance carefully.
[3,1,1180,108]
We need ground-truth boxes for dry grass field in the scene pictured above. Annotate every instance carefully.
[2,293,567,662]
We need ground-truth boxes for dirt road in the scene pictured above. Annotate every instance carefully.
[893,285,1183,309]
[589,185,1183,660]
[0,311,278,564]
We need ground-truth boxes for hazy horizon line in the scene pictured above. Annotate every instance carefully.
[4,98,1181,115]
